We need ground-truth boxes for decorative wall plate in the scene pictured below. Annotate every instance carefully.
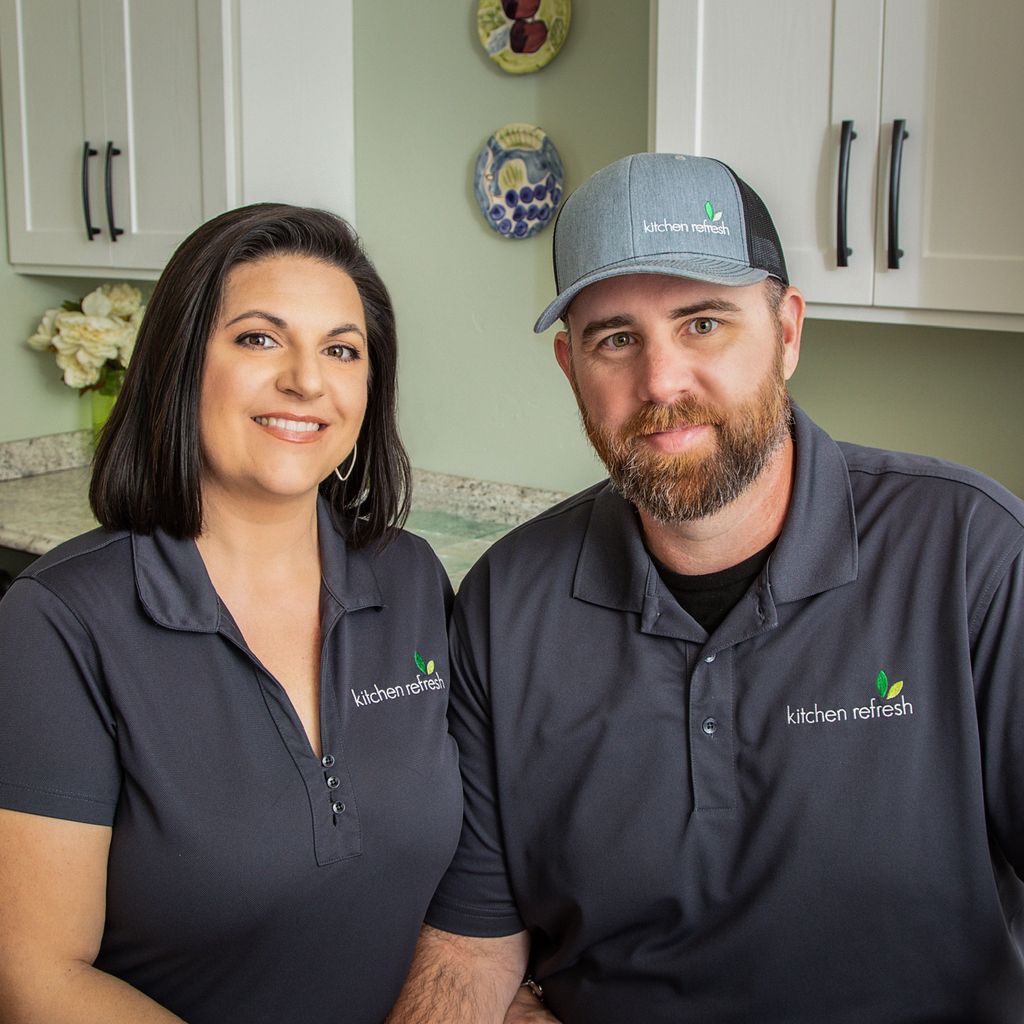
[474,124,565,239]
[477,0,571,75]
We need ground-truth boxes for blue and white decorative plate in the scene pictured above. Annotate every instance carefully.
[474,124,565,240]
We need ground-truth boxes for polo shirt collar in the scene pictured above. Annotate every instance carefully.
[133,497,384,633]
[572,403,858,621]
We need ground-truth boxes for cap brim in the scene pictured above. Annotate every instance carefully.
[532,256,770,333]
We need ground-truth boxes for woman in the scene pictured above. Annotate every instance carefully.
[0,206,463,1022]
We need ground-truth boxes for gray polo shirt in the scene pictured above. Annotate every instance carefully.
[427,406,1024,1023]
[0,499,462,1024]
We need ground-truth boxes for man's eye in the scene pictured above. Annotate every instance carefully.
[690,318,719,336]
[603,332,633,349]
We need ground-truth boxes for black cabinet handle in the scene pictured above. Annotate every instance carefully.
[836,120,856,267]
[887,119,909,269]
[104,141,125,241]
[81,142,101,240]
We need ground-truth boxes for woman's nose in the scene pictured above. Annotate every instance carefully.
[277,345,324,399]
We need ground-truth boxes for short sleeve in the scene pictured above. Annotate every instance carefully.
[0,577,120,825]
[425,562,524,937]
[972,545,1024,879]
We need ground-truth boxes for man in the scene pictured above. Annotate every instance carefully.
[388,154,1024,1023]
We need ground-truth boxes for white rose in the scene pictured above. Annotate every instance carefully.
[80,287,113,318]
[53,312,121,363]
[55,350,101,389]
[101,283,143,318]
[27,307,61,351]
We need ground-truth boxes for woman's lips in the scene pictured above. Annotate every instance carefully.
[252,415,327,443]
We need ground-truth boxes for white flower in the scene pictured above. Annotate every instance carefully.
[53,311,122,363]
[55,350,101,389]
[101,283,143,318]
[80,287,113,318]
[27,307,61,351]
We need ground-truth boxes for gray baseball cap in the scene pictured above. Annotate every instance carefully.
[533,152,788,332]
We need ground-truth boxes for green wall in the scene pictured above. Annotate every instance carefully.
[2,3,1022,498]
[0,176,93,440]
[350,2,645,494]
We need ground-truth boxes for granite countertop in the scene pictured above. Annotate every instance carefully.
[0,465,94,555]
[0,431,570,582]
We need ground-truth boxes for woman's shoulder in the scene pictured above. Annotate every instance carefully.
[10,527,134,612]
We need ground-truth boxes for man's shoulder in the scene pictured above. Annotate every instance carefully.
[838,440,1024,532]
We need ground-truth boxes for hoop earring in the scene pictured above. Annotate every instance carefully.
[334,442,357,482]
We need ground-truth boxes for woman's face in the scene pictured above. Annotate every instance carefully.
[198,254,369,510]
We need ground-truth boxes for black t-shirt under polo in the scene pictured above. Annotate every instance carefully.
[428,406,1024,1024]
[0,500,462,1024]
[653,540,776,634]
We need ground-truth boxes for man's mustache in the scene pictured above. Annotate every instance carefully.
[620,398,724,440]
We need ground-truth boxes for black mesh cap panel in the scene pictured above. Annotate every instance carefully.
[734,173,789,284]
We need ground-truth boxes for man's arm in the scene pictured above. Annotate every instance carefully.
[386,925,530,1023]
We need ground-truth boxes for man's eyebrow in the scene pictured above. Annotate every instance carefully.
[668,298,743,319]
[223,309,366,340]
[579,314,636,344]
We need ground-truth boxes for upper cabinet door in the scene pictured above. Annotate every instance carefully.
[0,0,112,266]
[1,0,353,278]
[651,0,1024,329]
[652,0,883,306]
[98,0,210,270]
[874,0,1024,315]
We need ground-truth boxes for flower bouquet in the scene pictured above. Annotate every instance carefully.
[27,283,145,392]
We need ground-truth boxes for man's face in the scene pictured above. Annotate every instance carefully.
[554,273,802,522]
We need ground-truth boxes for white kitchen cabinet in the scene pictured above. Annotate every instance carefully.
[651,0,1024,331]
[0,0,355,278]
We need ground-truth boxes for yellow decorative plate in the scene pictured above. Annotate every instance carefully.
[477,0,571,75]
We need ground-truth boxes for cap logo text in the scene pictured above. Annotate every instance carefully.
[641,200,730,236]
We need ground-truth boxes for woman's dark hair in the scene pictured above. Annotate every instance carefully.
[90,204,411,549]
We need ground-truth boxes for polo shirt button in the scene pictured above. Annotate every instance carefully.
[332,801,346,814]
[701,717,718,736]
[321,754,335,768]
[326,776,340,789]
[704,654,716,663]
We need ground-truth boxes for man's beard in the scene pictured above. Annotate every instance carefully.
[574,346,791,523]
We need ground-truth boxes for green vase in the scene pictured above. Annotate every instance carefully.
[91,367,125,445]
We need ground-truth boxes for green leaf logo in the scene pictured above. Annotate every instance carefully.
[414,651,427,673]
[703,200,724,223]
[876,669,905,700]
[427,659,435,674]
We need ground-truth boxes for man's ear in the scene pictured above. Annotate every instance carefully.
[554,330,573,383]
[778,286,805,381]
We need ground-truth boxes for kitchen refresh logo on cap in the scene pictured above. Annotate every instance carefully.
[641,199,731,237]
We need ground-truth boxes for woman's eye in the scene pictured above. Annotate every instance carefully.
[324,343,360,361]
[690,318,719,336]
[236,332,277,349]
